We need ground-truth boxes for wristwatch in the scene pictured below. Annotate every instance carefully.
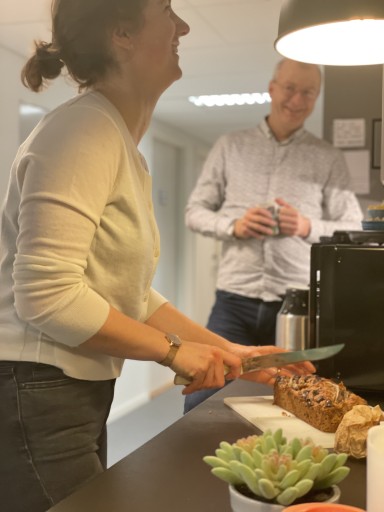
[159,333,182,367]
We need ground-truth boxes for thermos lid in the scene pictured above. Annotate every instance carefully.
[280,287,309,315]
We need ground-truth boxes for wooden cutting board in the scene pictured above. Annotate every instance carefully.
[224,395,335,448]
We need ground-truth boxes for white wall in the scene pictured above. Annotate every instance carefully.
[0,47,75,205]
[0,45,209,423]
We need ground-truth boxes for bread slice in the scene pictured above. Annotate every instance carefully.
[273,375,367,433]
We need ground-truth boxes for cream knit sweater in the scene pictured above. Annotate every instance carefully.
[0,91,167,380]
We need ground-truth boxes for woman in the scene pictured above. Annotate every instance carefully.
[0,1,314,510]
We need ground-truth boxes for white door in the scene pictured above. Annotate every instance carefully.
[150,138,181,392]
[151,138,180,305]
[191,152,220,327]
[193,234,221,327]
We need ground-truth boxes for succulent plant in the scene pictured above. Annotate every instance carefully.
[203,428,350,506]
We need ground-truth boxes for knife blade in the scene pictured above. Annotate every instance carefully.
[174,343,344,385]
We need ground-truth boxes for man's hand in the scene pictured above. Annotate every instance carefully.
[275,198,311,238]
[234,206,278,239]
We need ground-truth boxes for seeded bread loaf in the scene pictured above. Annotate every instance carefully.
[273,375,367,433]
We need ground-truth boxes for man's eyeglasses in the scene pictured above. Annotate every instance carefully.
[274,81,318,101]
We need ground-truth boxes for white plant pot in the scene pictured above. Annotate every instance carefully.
[228,485,341,512]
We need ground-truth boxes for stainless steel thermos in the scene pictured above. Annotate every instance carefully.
[275,288,309,351]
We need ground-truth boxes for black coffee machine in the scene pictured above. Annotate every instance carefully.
[309,230,384,400]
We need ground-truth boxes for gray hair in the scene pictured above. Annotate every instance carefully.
[273,58,322,86]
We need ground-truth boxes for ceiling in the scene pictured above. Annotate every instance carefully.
[0,0,322,145]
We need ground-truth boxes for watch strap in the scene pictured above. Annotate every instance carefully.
[159,333,182,367]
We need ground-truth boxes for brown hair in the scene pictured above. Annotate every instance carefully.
[21,0,147,92]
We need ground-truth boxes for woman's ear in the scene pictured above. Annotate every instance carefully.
[112,25,133,50]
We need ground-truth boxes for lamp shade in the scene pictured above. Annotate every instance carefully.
[275,0,384,66]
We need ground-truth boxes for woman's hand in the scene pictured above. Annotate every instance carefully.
[225,343,316,387]
[169,341,242,395]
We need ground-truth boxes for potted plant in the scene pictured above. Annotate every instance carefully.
[203,429,350,512]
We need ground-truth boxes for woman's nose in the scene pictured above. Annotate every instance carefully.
[176,13,190,37]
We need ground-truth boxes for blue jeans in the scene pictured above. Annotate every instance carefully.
[0,361,115,512]
[184,290,282,413]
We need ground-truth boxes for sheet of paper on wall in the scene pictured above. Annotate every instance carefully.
[333,118,366,148]
[343,149,370,195]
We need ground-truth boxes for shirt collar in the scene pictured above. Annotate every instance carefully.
[260,117,305,145]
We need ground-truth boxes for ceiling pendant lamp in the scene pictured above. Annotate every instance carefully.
[274,0,384,66]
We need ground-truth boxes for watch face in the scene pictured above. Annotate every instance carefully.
[166,333,182,347]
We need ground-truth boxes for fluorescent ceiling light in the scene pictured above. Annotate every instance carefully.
[19,104,47,116]
[188,93,271,108]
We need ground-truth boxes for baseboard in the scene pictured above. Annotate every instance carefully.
[107,380,175,425]
[107,392,149,425]
[150,379,175,399]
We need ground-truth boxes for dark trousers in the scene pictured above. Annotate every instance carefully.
[184,290,282,413]
[0,361,115,512]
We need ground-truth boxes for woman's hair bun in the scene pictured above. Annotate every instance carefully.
[21,40,64,92]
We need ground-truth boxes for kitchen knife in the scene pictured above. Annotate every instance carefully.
[174,343,344,385]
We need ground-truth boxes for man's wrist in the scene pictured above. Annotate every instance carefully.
[300,217,311,238]
[226,220,236,237]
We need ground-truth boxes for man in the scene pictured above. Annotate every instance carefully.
[184,58,363,412]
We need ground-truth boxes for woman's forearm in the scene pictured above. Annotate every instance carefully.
[81,305,170,362]
[80,302,243,393]
[145,302,232,350]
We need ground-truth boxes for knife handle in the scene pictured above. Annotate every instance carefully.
[174,375,192,385]
[174,365,232,386]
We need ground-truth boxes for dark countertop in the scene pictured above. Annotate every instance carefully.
[48,379,367,512]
